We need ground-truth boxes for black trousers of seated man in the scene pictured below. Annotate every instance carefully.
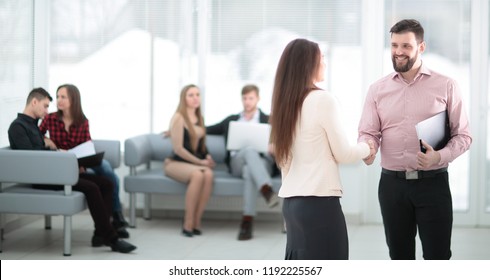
[378,171,453,260]
[34,173,118,243]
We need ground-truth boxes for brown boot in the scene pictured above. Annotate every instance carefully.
[238,216,253,241]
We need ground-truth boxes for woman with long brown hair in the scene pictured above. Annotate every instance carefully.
[32,86,136,253]
[39,84,131,239]
[164,84,215,237]
[270,39,374,259]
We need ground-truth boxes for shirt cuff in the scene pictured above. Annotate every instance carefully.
[438,148,452,165]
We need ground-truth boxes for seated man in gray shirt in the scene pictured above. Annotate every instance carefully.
[207,84,279,240]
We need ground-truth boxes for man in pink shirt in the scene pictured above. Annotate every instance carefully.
[358,19,472,260]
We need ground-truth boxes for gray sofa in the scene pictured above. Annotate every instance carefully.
[0,140,120,256]
[124,134,281,227]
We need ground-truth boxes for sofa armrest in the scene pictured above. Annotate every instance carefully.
[93,139,121,169]
[124,134,152,167]
[0,149,78,187]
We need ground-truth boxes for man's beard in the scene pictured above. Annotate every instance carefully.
[392,52,418,73]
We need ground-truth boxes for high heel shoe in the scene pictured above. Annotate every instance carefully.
[182,228,193,237]
[192,229,202,235]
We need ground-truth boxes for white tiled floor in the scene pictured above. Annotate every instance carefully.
[1,213,489,260]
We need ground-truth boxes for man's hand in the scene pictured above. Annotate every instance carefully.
[363,140,376,165]
[161,130,170,138]
[417,139,441,169]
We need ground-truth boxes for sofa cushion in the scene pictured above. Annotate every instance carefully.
[0,184,86,216]
[125,168,246,196]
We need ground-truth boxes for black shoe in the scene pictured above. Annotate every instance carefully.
[91,235,104,247]
[92,231,130,245]
[117,227,130,238]
[113,211,129,229]
[260,185,280,208]
[182,228,193,237]
[110,239,137,253]
[193,229,202,235]
[238,218,253,241]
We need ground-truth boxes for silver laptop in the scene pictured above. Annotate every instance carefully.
[226,121,271,153]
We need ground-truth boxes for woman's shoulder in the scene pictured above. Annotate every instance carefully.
[46,112,58,119]
[42,112,60,124]
[307,89,335,104]
[171,112,183,120]
[170,112,185,126]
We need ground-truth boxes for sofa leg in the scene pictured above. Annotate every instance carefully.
[144,194,151,220]
[129,193,136,228]
[0,213,4,252]
[63,215,72,256]
[45,215,52,230]
[0,213,4,240]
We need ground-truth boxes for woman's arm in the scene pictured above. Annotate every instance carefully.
[80,119,92,143]
[320,92,370,163]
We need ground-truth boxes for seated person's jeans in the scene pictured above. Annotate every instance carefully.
[87,159,122,212]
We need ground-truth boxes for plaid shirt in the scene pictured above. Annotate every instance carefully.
[39,112,91,150]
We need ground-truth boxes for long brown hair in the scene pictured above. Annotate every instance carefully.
[175,84,206,154]
[269,38,322,166]
[56,84,87,126]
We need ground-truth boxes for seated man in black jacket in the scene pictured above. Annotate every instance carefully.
[207,84,279,240]
[8,87,136,253]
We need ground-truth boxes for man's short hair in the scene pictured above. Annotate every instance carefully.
[26,87,52,105]
[241,84,259,96]
[390,19,424,44]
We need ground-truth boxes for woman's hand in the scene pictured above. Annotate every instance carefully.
[44,138,58,150]
[200,154,216,168]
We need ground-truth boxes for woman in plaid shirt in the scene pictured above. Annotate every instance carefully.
[39,84,130,239]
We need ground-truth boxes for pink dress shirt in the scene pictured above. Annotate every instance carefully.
[358,64,472,171]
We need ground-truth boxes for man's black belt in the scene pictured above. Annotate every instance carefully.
[381,167,447,180]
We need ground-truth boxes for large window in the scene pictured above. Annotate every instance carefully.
[205,0,363,135]
[47,0,364,144]
[384,0,472,212]
[487,2,490,213]
[49,0,191,142]
[0,0,34,147]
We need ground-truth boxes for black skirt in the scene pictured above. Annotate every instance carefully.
[282,196,348,260]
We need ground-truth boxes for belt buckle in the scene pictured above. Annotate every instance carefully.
[405,171,419,180]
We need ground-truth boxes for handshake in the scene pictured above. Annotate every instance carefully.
[362,140,376,165]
